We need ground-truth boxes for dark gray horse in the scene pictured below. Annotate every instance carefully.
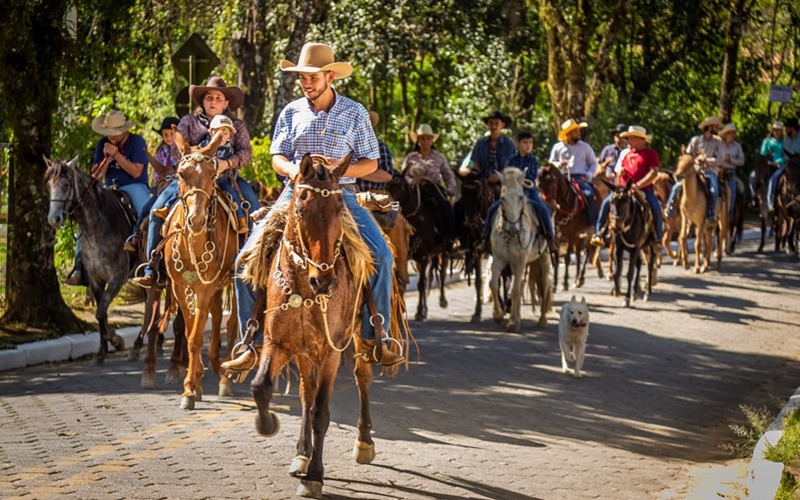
[45,156,135,364]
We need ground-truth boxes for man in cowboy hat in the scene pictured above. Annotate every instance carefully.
[355,111,394,192]
[225,42,403,371]
[65,109,150,286]
[598,123,628,179]
[548,118,600,225]
[459,110,516,179]
[719,123,745,217]
[764,119,800,211]
[591,126,663,250]
[665,116,725,222]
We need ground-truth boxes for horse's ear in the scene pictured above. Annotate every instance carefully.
[624,178,633,191]
[174,129,190,157]
[146,150,171,178]
[43,155,53,168]
[331,152,354,181]
[198,130,224,158]
[297,154,315,182]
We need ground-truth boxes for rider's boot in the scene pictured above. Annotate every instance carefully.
[355,338,405,368]
[222,344,260,371]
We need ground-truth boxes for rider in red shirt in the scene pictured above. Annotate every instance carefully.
[592,125,663,249]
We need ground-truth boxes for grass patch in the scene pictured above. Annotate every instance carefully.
[727,404,778,459]
[765,409,800,499]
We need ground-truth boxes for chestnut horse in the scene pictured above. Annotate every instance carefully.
[674,154,712,273]
[652,171,680,264]
[537,163,599,291]
[249,154,402,499]
[163,132,239,409]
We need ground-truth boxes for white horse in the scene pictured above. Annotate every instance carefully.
[489,168,553,332]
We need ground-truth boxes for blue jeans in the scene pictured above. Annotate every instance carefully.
[119,183,151,215]
[133,195,157,233]
[726,171,737,216]
[597,191,662,241]
[235,183,393,344]
[142,180,180,278]
[767,165,785,210]
[218,174,260,224]
[575,178,597,225]
[481,190,555,242]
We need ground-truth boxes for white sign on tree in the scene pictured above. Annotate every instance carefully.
[769,84,793,103]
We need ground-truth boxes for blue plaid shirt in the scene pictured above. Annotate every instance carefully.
[271,90,379,184]
[356,139,394,191]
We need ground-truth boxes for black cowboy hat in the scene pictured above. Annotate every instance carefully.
[609,123,627,135]
[786,117,800,129]
[189,76,245,111]
[152,117,180,134]
[482,110,512,128]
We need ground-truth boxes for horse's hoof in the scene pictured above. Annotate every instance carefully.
[255,411,280,437]
[353,440,375,464]
[414,312,426,321]
[193,389,203,402]
[180,395,195,410]
[492,314,503,323]
[538,317,548,328]
[289,455,310,476]
[440,298,448,309]
[506,323,519,333]
[165,369,182,385]
[91,355,105,366]
[560,285,569,292]
[623,298,630,308]
[218,379,233,397]
[297,479,323,499]
[127,350,140,362]
[110,334,125,351]
[470,314,481,323]
[576,278,585,288]
[141,371,156,389]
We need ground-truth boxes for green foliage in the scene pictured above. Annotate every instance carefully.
[726,404,776,458]
[765,408,800,499]
[240,136,280,188]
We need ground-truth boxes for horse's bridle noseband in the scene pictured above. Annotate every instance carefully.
[283,182,345,272]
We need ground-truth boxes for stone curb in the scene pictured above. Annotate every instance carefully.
[747,387,800,498]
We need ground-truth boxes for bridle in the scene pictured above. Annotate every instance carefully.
[176,152,220,235]
[281,182,345,272]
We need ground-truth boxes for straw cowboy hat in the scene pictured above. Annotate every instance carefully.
[557,118,588,142]
[718,123,737,137]
[209,115,236,134]
[92,110,136,136]
[189,76,244,111]
[369,111,380,127]
[409,124,439,143]
[620,125,652,143]
[482,110,512,128]
[152,116,180,135]
[768,120,785,131]
[697,116,722,130]
[280,43,353,80]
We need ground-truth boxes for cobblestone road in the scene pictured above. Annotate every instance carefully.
[1,237,800,499]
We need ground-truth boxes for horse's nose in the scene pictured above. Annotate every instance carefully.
[309,274,336,295]
[47,213,63,229]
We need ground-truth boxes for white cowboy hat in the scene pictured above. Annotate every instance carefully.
[768,120,785,131]
[718,123,737,137]
[92,110,135,136]
[409,124,440,143]
[698,116,722,130]
[208,115,236,134]
[280,43,353,80]
[557,118,588,142]
[620,125,652,143]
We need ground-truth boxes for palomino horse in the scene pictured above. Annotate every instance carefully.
[386,175,449,320]
[674,154,713,273]
[163,132,239,409]
[249,154,403,499]
[605,180,658,306]
[775,152,800,255]
[537,163,598,290]
[45,156,132,364]
[455,171,501,322]
[489,168,552,331]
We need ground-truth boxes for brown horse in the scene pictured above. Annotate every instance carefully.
[674,154,712,273]
[249,154,404,499]
[164,132,240,409]
[386,175,449,320]
[775,152,800,255]
[537,163,598,291]
[752,153,776,253]
[652,171,679,265]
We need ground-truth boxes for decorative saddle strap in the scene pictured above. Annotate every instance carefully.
[362,283,386,339]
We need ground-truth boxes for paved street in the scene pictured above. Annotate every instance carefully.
[1,237,800,499]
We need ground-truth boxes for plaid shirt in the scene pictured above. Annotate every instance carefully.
[271,89,379,184]
[687,134,725,172]
[170,113,252,170]
[356,139,394,191]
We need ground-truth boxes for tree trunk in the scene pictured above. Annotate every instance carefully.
[271,0,320,134]
[718,0,754,123]
[233,0,276,137]
[0,0,86,332]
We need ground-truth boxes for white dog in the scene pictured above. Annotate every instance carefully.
[559,296,590,378]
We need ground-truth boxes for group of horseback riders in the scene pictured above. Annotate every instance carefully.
[61,40,800,375]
